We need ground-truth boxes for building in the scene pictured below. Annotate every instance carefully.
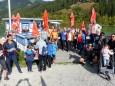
[2,18,62,51]
[2,18,62,33]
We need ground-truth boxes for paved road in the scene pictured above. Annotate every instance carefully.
[56,49,81,63]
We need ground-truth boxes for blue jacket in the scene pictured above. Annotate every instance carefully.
[52,43,57,55]
[61,32,66,41]
[47,44,53,56]
[82,33,86,43]
[25,49,35,61]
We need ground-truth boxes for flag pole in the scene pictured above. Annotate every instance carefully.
[8,0,12,31]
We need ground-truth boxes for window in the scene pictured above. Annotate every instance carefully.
[22,23,29,30]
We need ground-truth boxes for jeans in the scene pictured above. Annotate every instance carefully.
[47,55,52,68]
[0,59,7,70]
[103,57,110,66]
[73,39,77,50]
[26,60,33,71]
[67,41,72,51]
[62,40,66,50]
[6,55,21,73]
[39,55,46,71]
[77,42,83,51]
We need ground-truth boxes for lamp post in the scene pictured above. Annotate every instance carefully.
[8,0,11,30]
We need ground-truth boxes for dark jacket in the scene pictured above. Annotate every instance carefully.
[97,38,107,50]
[0,44,4,59]
[3,40,17,57]
[108,39,115,52]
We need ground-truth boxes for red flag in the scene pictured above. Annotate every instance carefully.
[16,13,21,33]
[80,21,86,30]
[90,8,96,24]
[43,10,49,31]
[11,14,15,22]
[11,14,17,30]
[32,21,40,36]
[70,12,75,28]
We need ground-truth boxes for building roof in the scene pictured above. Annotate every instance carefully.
[2,18,63,22]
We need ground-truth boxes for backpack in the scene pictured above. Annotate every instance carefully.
[42,46,47,56]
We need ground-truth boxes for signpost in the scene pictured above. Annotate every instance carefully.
[8,0,11,30]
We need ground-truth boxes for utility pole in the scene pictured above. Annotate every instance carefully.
[8,0,11,30]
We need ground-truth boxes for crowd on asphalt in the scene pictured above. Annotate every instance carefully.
[0,21,115,81]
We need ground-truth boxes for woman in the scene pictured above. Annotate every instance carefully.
[25,45,35,72]
[0,44,9,80]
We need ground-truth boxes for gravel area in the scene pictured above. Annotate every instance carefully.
[0,50,115,86]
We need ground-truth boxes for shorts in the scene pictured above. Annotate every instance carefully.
[0,59,7,70]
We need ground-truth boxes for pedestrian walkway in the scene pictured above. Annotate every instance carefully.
[56,49,81,63]
[0,50,115,86]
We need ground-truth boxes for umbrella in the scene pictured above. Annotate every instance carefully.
[32,21,40,36]
[16,13,21,33]
[11,14,15,22]
[90,8,96,24]
[70,12,75,28]
[43,10,48,31]
[11,14,17,30]
[80,21,86,30]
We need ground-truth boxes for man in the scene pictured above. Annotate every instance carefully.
[91,21,102,46]
[3,34,22,74]
[108,33,115,52]
[41,29,49,41]
[66,29,74,52]
[61,27,67,50]
[34,37,47,72]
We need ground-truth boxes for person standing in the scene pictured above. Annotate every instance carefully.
[77,30,84,54]
[61,27,67,50]
[25,45,35,72]
[52,40,57,64]
[47,41,53,68]
[73,28,78,51]
[108,33,115,52]
[0,44,9,80]
[41,29,49,41]
[3,34,22,75]
[66,30,74,52]
[34,37,47,72]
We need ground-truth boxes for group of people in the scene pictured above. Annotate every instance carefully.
[0,34,22,80]
[0,21,115,81]
[46,23,115,68]
[0,33,58,81]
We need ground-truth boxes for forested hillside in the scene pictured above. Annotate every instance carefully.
[0,0,115,28]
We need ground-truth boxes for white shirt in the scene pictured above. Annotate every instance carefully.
[68,33,72,41]
[41,31,49,40]
[91,24,102,34]
[35,39,47,54]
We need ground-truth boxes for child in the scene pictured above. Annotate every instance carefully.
[101,45,114,66]
[52,40,57,64]
[47,41,53,68]
[25,45,35,72]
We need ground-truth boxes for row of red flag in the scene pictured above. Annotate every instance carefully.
[11,8,96,36]
[11,10,48,36]
[70,8,96,30]
[12,13,20,33]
